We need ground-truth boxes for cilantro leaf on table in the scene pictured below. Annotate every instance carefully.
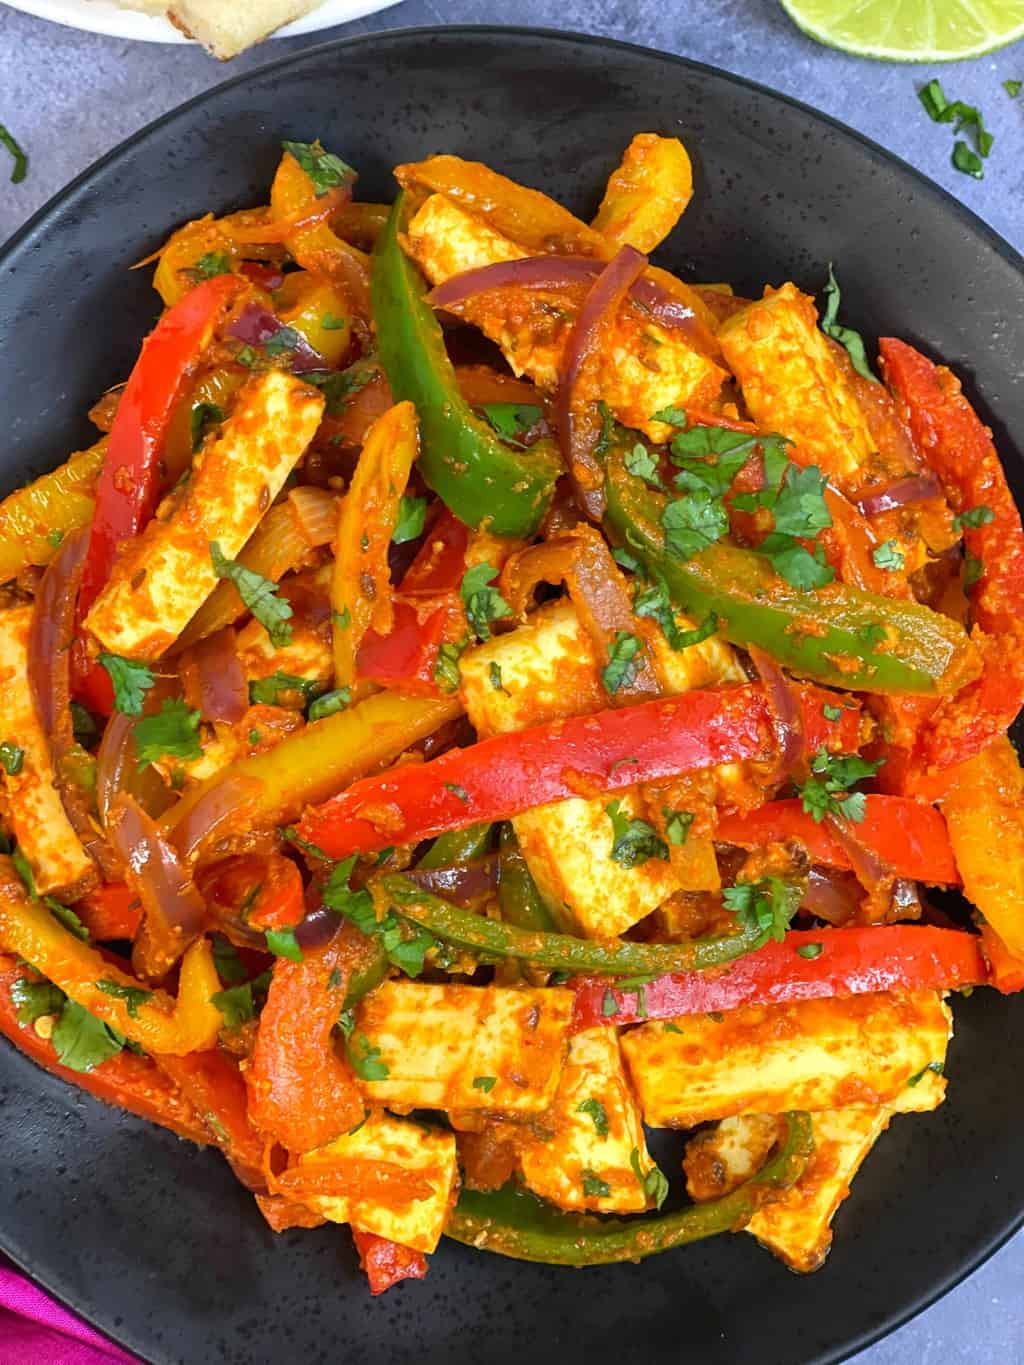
[133,699,203,770]
[210,541,293,648]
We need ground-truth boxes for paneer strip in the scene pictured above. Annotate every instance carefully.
[237,615,333,699]
[718,283,882,487]
[405,194,726,441]
[460,599,744,938]
[356,980,572,1114]
[0,606,94,898]
[620,991,951,1128]
[519,1027,654,1213]
[292,1111,457,1253]
[84,370,325,659]
[591,134,693,254]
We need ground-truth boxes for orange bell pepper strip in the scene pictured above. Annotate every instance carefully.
[0,955,210,1145]
[716,796,959,885]
[73,882,143,942]
[880,338,1024,773]
[0,858,220,1055]
[156,1050,268,1189]
[331,401,419,693]
[73,273,243,713]
[569,924,989,1030]
[246,924,376,1153]
[298,682,863,859]
[978,922,1024,995]
[352,1230,428,1295]
[201,854,305,932]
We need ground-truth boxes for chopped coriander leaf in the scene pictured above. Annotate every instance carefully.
[0,123,28,184]
[306,361,375,414]
[872,539,905,571]
[11,847,36,898]
[212,972,271,1029]
[391,494,427,545]
[11,977,65,1026]
[601,630,644,694]
[820,265,878,382]
[593,400,615,459]
[133,699,202,770]
[333,606,352,630]
[0,742,24,776]
[472,1075,497,1093]
[307,688,351,722]
[581,1170,611,1199]
[264,326,302,357]
[796,942,823,960]
[634,579,718,652]
[822,704,843,722]
[281,826,332,863]
[953,505,994,532]
[234,345,259,368]
[797,748,884,824]
[624,442,663,488]
[612,546,641,573]
[488,662,508,694]
[337,1007,356,1039]
[324,856,433,977]
[601,988,619,1018]
[964,554,984,589]
[1005,79,1022,98]
[210,542,293,647]
[651,405,688,427]
[918,78,948,121]
[445,782,470,803]
[212,933,249,984]
[757,533,834,590]
[722,876,801,944]
[434,640,467,692]
[98,653,155,717]
[605,799,669,868]
[630,1147,669,1210]
[770,463,832,539]
[194,251,231,280]
[248,671,319,707]
[461,563,513,643]
[265,927,303,961]
[668,424,763,483]
[190,401,225,453]
[347,1032,389,1081]
[94,979,153,1020]
[663,1021,684,1035]
[46,528,65,548]
[576,1097,609,1137]
[47,898,90,942]
[480,402,543,443]
[281,139,354,197]
[907,1060,944,1086]
[662,491,729,561]
[50,1001,125,1073]
[663,808,695,847]
[952,141,984,178]
[321,312,347,330]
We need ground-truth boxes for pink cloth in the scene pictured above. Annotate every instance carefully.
[0,1257,138,1363]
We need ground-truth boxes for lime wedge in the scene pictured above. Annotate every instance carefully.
[779,0,1024,61]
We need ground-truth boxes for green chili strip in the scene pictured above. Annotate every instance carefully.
[446,1112,813,1265]
[418,822,493,870]
[497,824,560,933]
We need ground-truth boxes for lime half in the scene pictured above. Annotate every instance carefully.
[779,0,1024,60]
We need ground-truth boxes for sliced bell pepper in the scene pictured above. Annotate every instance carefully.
[372,195,560,537]
[0,858,221,1055]
[202,854,305,932]
[497,824,559,932]
[0,437,106,584]
[73,882,143,942]
[604,445,979,696]
[352,1230,429,1295]
[156,1049,267,1189]
[297,682,862,859]
[0,955,211,1145]
[419,823,493,869]
[880,338,1024,771]
[570,924,988,1029]
[978,922,1024,995]
[716,796,958,885]
[246,924,375,1152]
[445,1111,812,1265]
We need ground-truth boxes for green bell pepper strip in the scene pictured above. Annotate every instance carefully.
[418,822,493,870]
[497,823,560,932]
[375,874,772,975]
[342,940,388,1009]
[446,1112,813,1265]
[604,446,979,696]
[372,195,561,537]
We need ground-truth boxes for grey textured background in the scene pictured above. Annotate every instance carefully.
[0,1,1022,1361]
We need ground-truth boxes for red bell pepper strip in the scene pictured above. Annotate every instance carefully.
[0,956,210,1145]
[73,882,143,941]
[570,925,988,1030]
[73,274,243,712]
[880,338,1024,774]
[352,1230,429,1295]
[978,922,1024,995]
[298,683,863,859]
[716,796,959,885]
[202,853,305,932]
[156,1049,268,1189]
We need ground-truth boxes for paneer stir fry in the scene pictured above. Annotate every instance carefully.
[2,134,1023,1293]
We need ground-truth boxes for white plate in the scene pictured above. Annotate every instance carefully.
[5,0,402,44]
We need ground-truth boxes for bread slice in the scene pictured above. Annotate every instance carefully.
[167,0,324,58]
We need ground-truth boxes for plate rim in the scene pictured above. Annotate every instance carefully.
[1,22,1023,1364]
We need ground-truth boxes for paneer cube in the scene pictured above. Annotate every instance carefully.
[299,1110,456,1252]
[405,193,726,440]
[84,370,324,659]
[356,980,572,1114]
[519,1026,654,1213]
[621,991,951,1127]
[0,606,94,897]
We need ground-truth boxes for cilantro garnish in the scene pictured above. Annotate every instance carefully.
[308,688,351,722]
[630,1148,669,1209]
[94,979,153,1020]
[50,1000,125,1074]
[264,326,303,358]
[601,630,644,694]
[461,563,513,643]
[612,546,641,573]
[601,989,619,1018]
[953,505,994,532]
[305,360,376,414]
[918,80,993,178]
[249,671,320,708]
[321,312,347,330]
[593,400,615,459]
[796,942,823,960]
[0,123,27,184]
[323,856,434,978]
[11,977,65,1026]
[964,555,984,589]
[662,490,729,560]
[651,405,688,427]
[347,1032,389,1081]
[133,699,202,770]
[211,971,272,1029]
[193,251,231,280]
[822,704,843,722]
[0,742,24,776]
[444,782,470,803]
[820,266,878,382]
[633,578,718,652]
[576,1097,609,1137]
[488,662,508,694]
[624,443,663,488]
[480,402,543,445]
[605,799,668,868]
[1005,79,1022,98]
[190,401,225,453]
[392,495,427,546]
[663,809,694,846]
[721,876,801,943]
[98,653,155,717]
[796,748,884,824]
[434,639,468,692]
[953,142,984,178]
[212,933,249,984]
[265,927,303,962]
[281,139,354,197]
[907,1060,944,1087]
[581,1170,611,1199]
[210,541,293,648]
[47,529,65,548]
[472,1075,497,1093]
[872,539,905,571]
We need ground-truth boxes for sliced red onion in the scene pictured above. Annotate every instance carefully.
[169,773,267,865]
[557,245,647,515]
[107,794,206,944]
[404,855,499,905]
[855,474,941,518]
[294,903,344,950]
[29,527,88,741]
[801,866,861,925]
[227,302,327,374]
[748,645,804,786]
[826,814,895,923]
[96,686,178,830]
[188,627,247,725]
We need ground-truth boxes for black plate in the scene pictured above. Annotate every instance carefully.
[1,26,1022,1365]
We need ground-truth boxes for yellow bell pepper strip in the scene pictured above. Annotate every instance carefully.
[0,438,106,584]
[163,691,462,863]
[331,401,419,692]
[604,445,979,696]
[445,1112,813,1265]
[591,134,694,254]
[371,195,561,537]
[0,858,220,1055]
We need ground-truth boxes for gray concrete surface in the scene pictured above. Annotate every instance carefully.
[0,1,1022,1361]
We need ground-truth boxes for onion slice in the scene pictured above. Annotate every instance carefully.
[855,474,941,518]
[182,627,247,725]
[287,486,340,549]
[801,866,862,926]
[748,645,804,786]
[226,302,326,374]
[825,814,895,924]
[403,855,499,905]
